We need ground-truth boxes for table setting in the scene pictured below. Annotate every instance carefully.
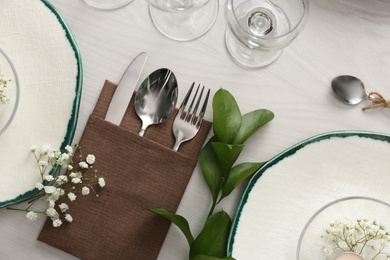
[1,0,390,259]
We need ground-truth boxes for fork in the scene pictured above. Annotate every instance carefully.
[172,82,210,151]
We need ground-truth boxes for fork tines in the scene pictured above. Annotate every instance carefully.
[172,82,210,151]
[179,83,209,123]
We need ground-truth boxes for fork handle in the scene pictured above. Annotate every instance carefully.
[138,128,146,136]
[172,140,182,151]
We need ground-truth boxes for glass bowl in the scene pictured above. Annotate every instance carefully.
[146,0,219,41]
[297,197,390,260]
[0,48,20,136]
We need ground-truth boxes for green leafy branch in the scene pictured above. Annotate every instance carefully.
[145,88,274,260]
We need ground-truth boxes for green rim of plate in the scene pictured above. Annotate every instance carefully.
[227,130,390,257]
[0,0,83,208]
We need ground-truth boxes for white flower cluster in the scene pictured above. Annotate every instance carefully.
[22,145,105,227]
[321,218,390,259]
[0,74,10,104]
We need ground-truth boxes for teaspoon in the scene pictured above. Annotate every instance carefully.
[331,75,369,105]
[134,68,178,136]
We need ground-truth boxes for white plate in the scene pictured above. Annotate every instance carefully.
[0,0,82,207]
[227,131,390,260]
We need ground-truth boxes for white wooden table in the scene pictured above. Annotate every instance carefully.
[1,0,390,259]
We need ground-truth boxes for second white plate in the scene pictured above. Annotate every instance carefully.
[228,131,390,260]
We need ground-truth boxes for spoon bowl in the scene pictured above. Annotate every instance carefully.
[135,68,178,136]
[331,75,368,105]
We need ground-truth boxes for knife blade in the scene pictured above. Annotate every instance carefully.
[105,52,148,125]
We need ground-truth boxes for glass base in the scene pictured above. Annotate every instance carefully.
[82,0,133,10]
[149,0,219,42]
[225,28,281,68]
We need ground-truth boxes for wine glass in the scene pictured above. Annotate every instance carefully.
[146,0,219,41]
[225,0,309,68]
[82,0,133,10]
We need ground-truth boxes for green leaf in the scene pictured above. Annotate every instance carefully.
[192,255,236,260]
[189,211,232,258]
[210,142,244,179]
[220,162,264,202]
[144,208,194,245]
[200,137,223,203]
[233,109,274,144]
[212,89,242,144]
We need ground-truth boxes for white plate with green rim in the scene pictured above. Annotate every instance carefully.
[227,131,390,260]
[0,0,82,208]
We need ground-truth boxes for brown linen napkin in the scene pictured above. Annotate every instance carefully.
[38,80,212,260]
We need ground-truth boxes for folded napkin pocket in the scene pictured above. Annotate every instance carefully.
[38,80,212,260]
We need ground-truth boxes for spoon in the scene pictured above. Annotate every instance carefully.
[134,68,178,136]
[331,75,369,105]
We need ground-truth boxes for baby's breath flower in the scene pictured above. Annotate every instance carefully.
[58,153,69,162]
[40,145,51,156]
[70,172,82,179]
[98,177,105,188]
[26,211,38,222]
[79,161,88,169]
[59,203,69,213]
[323,245,333,256]
[1,97,10,104]
[71,177,82,184]
[82,186,90,195]
[35,182,44,190]
[65,214,73,223]
[67,192,76,202]
[9,144,104,227]
[65,145,73,155]
[322,217,390,258]
[50,189,61,201]
[56,175,68,184]
[0,75,11,104]
[86,154,95,165]
[45,175,54,181]
[46,208,57,217]
[44,186,56,194]
[52,219,62,227]
[48,200,55,208]
[39,161,48,168]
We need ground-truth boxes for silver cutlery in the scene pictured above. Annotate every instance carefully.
[105,52,148,125]
[135,68,178,136]
[172,83,210,151]
[332,75,390,110]
[331,75,368,105]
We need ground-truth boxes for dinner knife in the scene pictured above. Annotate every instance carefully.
[105,52,148,125]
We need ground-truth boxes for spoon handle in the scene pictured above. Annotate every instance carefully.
[138,118,151,136]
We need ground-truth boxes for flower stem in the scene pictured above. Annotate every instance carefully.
[207,200,217,218]
[6,207,27,212]
[359,240,368,255]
